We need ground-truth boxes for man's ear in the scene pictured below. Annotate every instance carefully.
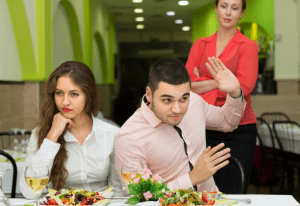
[146,87,152,103]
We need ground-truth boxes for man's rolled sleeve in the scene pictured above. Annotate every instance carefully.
[222,93,246,130]
[205,93,245,132]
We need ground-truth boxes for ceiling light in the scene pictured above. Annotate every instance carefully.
[134,8,144,13]
[135,17,144,22]
[133,0,143,2]
[178,0,189,6]
[136,24,145,29]
[166,11,175,16]
[175,19,183,24]
[182,26,190,31]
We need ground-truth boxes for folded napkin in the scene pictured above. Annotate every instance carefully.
[0,157,26,162]
[227,200,238,206]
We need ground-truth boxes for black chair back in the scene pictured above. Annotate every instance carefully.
[0,132,14,150]
[272,120,300,155]
[253,117,285,193]
[0,150,17,198]
[0,131,31,150]
[260,112,290,125]
[257,117,283,152]
[229,156,245,194]
[272,120,300,193]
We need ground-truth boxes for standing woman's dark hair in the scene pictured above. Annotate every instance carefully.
[215,0,246,11]
[38,61,99,190]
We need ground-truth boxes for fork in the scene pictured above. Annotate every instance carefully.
[215,194,251,204]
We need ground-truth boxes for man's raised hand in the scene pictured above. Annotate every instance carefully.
[205,57,241,98]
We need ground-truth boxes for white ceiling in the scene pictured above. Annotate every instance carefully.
[101,0,214,32]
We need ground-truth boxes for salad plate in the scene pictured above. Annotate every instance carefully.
[40,186,113,205]
[159,190,233,206]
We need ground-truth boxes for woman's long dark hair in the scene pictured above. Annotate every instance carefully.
[38,61,99,190]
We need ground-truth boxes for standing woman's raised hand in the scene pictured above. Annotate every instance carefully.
[46,112,75,143]
[205,57,241,98]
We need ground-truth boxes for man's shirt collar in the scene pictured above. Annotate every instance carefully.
[141,95,162,128]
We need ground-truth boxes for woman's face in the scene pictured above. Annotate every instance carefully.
[54,76,87,120]
[215,0,244,29]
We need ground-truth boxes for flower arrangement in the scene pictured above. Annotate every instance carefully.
[125,168,170,205]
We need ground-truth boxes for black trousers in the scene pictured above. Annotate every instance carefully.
[206,124,257,194]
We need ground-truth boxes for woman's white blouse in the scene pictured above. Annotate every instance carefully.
[20,116,123,199]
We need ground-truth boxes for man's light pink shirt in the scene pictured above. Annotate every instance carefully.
[115,92,244,192]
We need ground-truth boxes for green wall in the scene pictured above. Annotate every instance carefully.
[192,2,218,41]
[192,0,274,42]
[239,0,274,39]
[1,0,115,83]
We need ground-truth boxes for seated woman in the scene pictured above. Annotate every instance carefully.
[20,61,123,199]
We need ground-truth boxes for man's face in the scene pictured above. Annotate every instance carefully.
[146,82,190,126]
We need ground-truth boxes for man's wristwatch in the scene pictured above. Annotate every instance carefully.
[233,88,244,101]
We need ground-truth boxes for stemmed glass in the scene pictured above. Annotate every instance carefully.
[20,129,28,156]
[11,128,20,156]
[120,161,143,193]
[25,164,50,206]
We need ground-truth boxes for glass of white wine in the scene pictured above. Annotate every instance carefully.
[25,164,50,206]
[120,161,143,193]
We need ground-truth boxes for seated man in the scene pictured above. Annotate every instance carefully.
[115,57,245,192]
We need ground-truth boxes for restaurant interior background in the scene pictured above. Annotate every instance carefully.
[0,0,300,197]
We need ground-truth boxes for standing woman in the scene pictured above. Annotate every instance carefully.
[20,61,123,199]
[185,0,258,194]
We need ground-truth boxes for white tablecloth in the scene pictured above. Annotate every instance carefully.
[1,161,47,195]
[5,194,300,205]
[1,161,25,195]
[257,124,300,154]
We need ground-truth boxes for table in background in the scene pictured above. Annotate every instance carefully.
[257,124,300,154]
[1,161,25,195]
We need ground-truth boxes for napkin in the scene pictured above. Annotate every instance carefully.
[0,157,26,162]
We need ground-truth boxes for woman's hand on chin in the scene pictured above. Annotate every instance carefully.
[46,112,75,143]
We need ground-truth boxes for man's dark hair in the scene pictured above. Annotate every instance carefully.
[147,58,191,93]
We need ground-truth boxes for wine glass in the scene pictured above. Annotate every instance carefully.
[25,164,50,206]
[20,129,28,156]
[11,128,20,157]
[120,161,144,193]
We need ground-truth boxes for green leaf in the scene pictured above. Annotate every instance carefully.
[126,197,140,205]
[128,184,141,196]
[140,179,151,192]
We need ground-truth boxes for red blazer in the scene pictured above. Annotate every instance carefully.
[186,30,258,125]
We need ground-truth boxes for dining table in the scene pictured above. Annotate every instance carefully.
[0,151,48,196]
[257,123,300,154]
[1,193,299,206]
